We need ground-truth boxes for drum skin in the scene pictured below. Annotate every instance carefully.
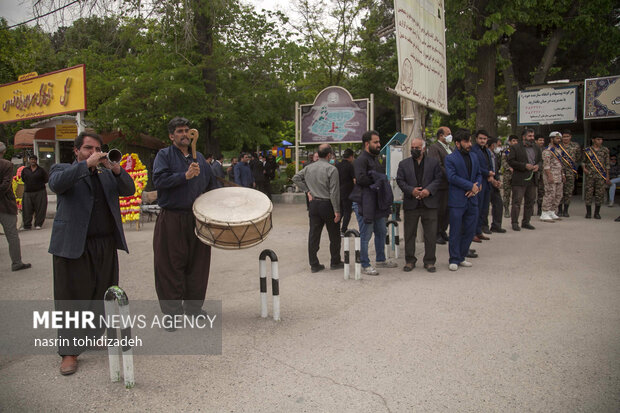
[193,187,273,249]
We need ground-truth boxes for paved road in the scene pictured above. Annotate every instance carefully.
[1,199,619,412]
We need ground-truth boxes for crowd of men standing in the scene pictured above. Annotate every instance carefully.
[293,127,617,275]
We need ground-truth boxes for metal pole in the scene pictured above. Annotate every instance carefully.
[295,102,300,173]
[343,229,361,280]
[370,93,375,130]
[104,286,135,389]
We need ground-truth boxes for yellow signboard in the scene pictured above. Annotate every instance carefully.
[56,124,78,140]
[0,65,86,124]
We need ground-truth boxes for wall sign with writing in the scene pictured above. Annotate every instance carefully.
[584,75,620,120]
[517,86,578,125]
[393,0,448,114]
[0,65,86,124]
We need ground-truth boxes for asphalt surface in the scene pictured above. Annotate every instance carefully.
[0,199,619,412]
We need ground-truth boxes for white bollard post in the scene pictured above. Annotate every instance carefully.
[343,229,361,280]
[104,286,135,389]
[259,249,280,321]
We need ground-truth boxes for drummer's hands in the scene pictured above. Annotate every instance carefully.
[334,212,341,223]
[186,162,200,180]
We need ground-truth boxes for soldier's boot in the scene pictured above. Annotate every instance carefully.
[594,205,601,220]
[537,201,542,217]
[563,204,570,217]
[585,205,592,219]
[557,204,563,217]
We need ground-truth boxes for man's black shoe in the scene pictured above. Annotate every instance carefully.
[436,237,446,245]
[490,227,506,233]
[12,263,31,271]
[521,223,535,230]
[311,264,325,273]
[164,326,177,332]
[512,223,521,231]
[469,249,476,254]
[466,251,478,258]
[330,262,344,270]
[185,309,209,318]
[482,227,492,235]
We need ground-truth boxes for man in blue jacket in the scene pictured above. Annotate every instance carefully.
[470,129,493,242]
[153,117,217,330]
[49,132,135,375]
[234,152,254,188]
[445,129,482,271]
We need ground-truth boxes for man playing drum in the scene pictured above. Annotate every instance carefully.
[153,117,217,330]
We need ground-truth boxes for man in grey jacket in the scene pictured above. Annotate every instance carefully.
[292,143,342,273]
[49,132,135,376]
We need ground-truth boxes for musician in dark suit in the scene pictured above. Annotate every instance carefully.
[49,131,135,375]
[445,129,482,271]
[470,129,493,242]
[507,127,542,231]
[396,138,443,273]
[426,126,452,244]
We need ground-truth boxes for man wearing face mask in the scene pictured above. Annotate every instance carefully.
[292,143,342,273]
[507,127,542,231]
[445,129,482,271]
[487,137,505,232]
[427,126,452,245]
[396,138,443,272]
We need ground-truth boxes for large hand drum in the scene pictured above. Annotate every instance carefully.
[193,187,273,249]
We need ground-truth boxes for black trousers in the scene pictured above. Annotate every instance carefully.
[154,209,211,316]
[436,188,449,236]
[340,198,353,234]
[53,235,118,356]
[511,184,537,225]
[308,200,341,267]
[22,189,47,228]
[404,207,437,266]
[490,186,503,229]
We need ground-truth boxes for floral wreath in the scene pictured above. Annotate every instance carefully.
[119,153,148,223]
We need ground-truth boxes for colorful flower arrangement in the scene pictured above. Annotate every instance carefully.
[12,166,25,210]
[119,153,148,223]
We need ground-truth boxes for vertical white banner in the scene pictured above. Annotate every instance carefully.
[393,0,448,115]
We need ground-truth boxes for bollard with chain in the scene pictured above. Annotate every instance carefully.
[343,229,361,280]
[104,286,135,389]
[259,249,280,321]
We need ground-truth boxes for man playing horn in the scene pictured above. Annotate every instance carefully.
[153,117,217,330]
[49,132,135,375]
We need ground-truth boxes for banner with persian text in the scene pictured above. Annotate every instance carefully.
[517,86,578,125]
[393,0,448,114]
[0,65,86,124]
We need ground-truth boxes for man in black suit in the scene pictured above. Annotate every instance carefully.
[210,154,226,187]
[336,148,355,235]
[507,127,542,231]
[396,137,443,273]
[426,126,452,245]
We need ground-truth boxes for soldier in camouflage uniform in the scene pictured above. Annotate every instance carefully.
[583,136,611,219]
[501,135,519,218]
[558,129,581,217]
[535,135,546,216]
[540,132,564,222]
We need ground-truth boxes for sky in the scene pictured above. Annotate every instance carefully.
[0,0,291,29]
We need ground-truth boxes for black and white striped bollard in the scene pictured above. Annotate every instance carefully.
[343,229,361,280]
[104,286,135,389]
[259,249,280,321]
[385,220,399,259]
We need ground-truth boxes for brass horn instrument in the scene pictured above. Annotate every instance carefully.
[106,148,123,164]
